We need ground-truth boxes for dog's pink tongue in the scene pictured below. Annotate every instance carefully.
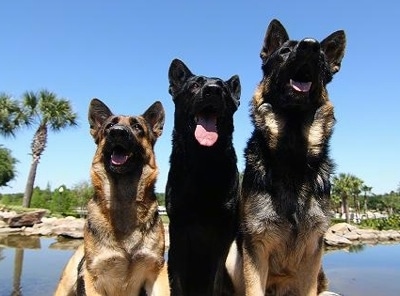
[111,151,128,165]
[195,116,218,147]
[291,79,312,92]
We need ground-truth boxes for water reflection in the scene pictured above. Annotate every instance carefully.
[0,235,41,249]
[347,243,366,253]
[1,236,399,296]
[0,236,42,296]
[12,248,23,296]
[0,235,81,296]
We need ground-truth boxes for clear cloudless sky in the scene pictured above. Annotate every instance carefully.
[1,0,399,195]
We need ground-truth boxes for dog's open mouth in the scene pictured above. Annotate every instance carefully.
[289,65,313,93]
[194,112,218,147]
[110,146,131,166]
[290,79,312,92]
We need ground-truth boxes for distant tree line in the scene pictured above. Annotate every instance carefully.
[0,181,166,217]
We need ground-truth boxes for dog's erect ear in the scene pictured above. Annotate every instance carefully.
[260,19,289,62]
[142,101,165,139]
[168,59,193,97]
[226,75,241,109]
[321,30,346,74]
[88,98,113,142]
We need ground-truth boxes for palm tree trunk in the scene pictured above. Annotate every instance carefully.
[363,195,368,213]
[22,124,47,208]
[343,195,350,223]
[22,157,40,208]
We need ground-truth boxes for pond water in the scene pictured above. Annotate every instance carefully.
[0,236,399,296]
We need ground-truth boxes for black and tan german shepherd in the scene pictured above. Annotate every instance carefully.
[54,99,169,296]
[231,19,346,295]
[166,59,241,295]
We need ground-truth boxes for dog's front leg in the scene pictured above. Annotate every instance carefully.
[254,103,281,150]
[147,263,171,296]
[242,242,269,296]
[307,102,335,158]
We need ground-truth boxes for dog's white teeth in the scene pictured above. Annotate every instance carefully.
[290,79,312,92]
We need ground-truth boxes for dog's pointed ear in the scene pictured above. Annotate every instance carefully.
[226,75,241,109]
[168,59,193,97]
[260,19,289,62]
[88,98,113,143]
[321,30,346,74]
[143,101,165,139]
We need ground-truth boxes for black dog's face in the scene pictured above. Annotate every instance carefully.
[88,99,165,174]
[258,19,346,110]
[168,59,241,147]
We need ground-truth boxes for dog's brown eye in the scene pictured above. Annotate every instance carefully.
[280,47,291,55]
[106,123,114,129]
[191,82,200,91]
[133,123,142,132]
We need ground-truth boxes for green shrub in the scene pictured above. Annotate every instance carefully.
[359,214,400,230]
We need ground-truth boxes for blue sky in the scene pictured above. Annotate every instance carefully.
[1,1,399,195]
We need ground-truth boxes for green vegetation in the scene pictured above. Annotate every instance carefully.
[359,214,400,230]
[0,145,17,187]
[0,181,167,218]
[1,182,90,217]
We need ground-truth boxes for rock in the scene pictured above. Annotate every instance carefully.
[0,220,7,228]
[342,232,360,241]
[357,229,378,241]
[324,231,352,247]
[319,292,342,296]
[0,227,22,235]
[328,222,357,234]
[0,210,17,219]
[4,210,48,227]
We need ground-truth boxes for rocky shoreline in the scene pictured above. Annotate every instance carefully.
[1,209,400,249]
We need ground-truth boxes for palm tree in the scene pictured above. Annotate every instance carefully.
[0,93,28,137]
[21,90,78,208]
[361,184,373,213]
[0,94,29,188]
[332,173,363,223]
[350,177,363,217]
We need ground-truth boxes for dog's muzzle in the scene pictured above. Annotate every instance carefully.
[106,125,133,166]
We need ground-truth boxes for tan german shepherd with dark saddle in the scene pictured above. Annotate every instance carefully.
[54,99,169,296]
[227,19,346,295]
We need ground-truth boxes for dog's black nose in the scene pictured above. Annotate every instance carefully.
[203,84,222,97]
[109,125,129,139]
[298,38,320,54]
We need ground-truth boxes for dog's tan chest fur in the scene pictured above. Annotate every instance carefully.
[86,246,163,295]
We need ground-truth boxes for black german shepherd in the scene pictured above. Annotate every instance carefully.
[166,58,241,296]
[235,19,346,295]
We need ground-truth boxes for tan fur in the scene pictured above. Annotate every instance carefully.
[252,84,282,150]
[55,99,169,296]
[307,102,335,157]
[55,244,84,296]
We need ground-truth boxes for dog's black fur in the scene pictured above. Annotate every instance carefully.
[166,59,241,296]
[237,19,346,295]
